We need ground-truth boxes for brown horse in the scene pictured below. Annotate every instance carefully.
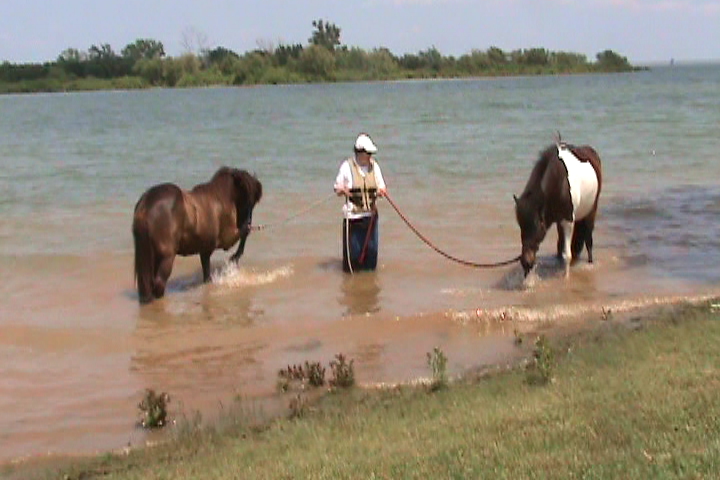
[132,167,262,304]
[514,140,602,277]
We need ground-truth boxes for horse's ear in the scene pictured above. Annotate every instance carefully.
[553,130,562,145]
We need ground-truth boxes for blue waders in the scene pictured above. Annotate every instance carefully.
[342,212,379,272]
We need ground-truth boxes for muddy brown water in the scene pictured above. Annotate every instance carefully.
[2,65,720,463]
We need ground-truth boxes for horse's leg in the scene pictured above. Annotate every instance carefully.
[231,209,253,263]
[200,252,212,283]
[230,233,248,263]
[584,210,598,264]
[586,228,594,264]
[571,220,588,263]
[555,224,565,260]
[559,220,574,277]
[153,254,175,299]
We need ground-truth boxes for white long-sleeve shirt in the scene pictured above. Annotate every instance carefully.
[334,158,386,219]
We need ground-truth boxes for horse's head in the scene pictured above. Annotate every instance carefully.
[514,192,547,276]
[231,169,262,204]
[230,169,263,230]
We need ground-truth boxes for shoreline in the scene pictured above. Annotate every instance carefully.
[0,67,648,96]
[4,290,718,478]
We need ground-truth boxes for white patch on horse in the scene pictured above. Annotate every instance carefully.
[557,145,598,221]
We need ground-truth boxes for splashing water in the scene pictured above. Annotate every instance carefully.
[211,262,294,287]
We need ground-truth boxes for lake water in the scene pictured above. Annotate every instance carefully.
[1,64,719,463]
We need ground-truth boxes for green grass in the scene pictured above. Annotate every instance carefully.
[8,300,720,479]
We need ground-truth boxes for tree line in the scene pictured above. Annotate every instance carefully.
[0,20,640,94]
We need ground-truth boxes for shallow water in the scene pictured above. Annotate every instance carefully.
[1,64,719,462]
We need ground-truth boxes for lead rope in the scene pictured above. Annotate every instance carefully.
[345,213,353,275]
[250,192,336,232]
[384,192,520,268]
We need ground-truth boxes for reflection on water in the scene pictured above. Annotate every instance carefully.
[136,283,262,330]
[338,272,382,317]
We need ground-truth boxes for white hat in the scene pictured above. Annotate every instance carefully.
[354,134,377,154]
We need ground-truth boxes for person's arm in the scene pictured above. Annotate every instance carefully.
[374,161,387,197]
[334,160,351,196]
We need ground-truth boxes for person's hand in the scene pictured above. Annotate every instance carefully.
[335,185,349,197]
[377,188,387,198]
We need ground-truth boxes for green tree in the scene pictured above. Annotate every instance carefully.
[366,48,398,79]
[274,43,304,66]
[0,61,49,82]
[233,51,270,85]
[206,46,239,64]
[178,53,201,76]
[298,44,336,80]
[87,43,132,78]
[595,49,631,71]
[58,48,85,63]
[121,39,165,61]
[336,46,368,71]
[398,53,423,70]
[457,49,492,74]
[57,48,87,77]
[552,51,587,69]
[522,48,549,66]
[487,46,507,65]
[309,19,341,52]
[206,46,240,75]
[134,58,164,85]
[162,57,184,87]
[418,46,442,72]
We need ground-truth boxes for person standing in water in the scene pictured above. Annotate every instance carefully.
[334,133,387,273]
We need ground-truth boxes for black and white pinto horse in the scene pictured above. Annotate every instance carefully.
[514,140,603,277]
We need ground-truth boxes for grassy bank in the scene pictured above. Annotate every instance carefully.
[7,300,720,479]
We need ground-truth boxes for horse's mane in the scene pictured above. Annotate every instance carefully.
[234,169,263,204]
[198,167,262,204]
[520,144,559,198]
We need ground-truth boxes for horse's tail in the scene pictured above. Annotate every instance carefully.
[132,210,155,304]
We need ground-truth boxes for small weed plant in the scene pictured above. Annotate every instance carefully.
[288,393,307,419]
[329,353,355,389]
[426,346,448,391]
[138,389,171,429]
[527,335,555,385]
[277,361,326,392]
[305,361,326,387]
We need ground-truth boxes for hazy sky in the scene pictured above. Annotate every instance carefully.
[1,0,718,65]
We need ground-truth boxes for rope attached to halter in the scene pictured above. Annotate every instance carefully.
[384,192,520,269]
[358,208,377,265]
[251,192,336,231]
